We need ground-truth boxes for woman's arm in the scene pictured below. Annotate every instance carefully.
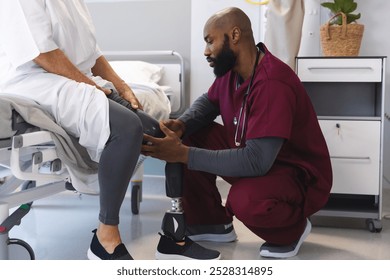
[92,55,141,109]
[33,49,111,95]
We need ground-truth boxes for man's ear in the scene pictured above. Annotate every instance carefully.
[231,27,241,44]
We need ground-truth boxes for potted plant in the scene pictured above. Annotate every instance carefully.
[320,0,364,56]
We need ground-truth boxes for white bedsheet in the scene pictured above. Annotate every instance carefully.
[130,82,171,121]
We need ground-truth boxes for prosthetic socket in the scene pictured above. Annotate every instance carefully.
[108,92,186,242]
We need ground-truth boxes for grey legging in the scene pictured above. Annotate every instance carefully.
[98,99,143,225]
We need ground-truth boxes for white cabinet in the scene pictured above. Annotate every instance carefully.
[296,57,387,232]
[319,120,380,195]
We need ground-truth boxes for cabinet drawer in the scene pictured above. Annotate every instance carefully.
[319,120,380,195]
[297,58,382,82]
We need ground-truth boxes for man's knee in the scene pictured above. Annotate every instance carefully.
[226,183,277,224]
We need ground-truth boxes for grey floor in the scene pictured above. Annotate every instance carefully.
[6,176,390,260]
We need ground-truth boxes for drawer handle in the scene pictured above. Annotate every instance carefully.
[307,66,374,71]
[331,156,370,160]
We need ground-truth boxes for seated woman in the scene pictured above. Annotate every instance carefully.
[0,0,219,260]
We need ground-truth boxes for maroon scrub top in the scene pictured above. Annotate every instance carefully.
[207,43,332,216]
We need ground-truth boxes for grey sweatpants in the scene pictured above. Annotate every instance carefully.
[98,99,143,225]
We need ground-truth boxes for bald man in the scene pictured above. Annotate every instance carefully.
[142,7,332,259]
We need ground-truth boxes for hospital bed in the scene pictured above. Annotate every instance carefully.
[0,50,185,259]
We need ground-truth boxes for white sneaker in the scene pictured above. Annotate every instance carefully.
[259,219,312,258]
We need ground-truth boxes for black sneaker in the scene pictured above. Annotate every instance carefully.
[186,223,237,242]
[155,233,221,260]
[87,229,133,260]
[259,219,312,259]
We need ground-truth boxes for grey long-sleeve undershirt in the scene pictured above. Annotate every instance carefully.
[179,94,284,177]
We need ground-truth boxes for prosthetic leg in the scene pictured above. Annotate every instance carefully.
[161,162,186,241]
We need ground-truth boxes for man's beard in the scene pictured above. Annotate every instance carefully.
[211,36,237,77]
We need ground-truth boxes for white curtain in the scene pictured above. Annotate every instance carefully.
[264,0,305,70]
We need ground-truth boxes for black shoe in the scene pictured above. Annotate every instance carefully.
[155,233,221,260]
[186,223,237,242]
[87,229,133,260]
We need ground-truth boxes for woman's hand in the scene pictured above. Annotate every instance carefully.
[92,55,143,110]
[121,88,143,110]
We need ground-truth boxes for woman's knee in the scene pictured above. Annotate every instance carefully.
[121,113,143,142]
[108,100,143,144]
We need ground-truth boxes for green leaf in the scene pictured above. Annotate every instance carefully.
[343,2,357,14]
[334,2,341,12]
[347,13,361,23]
[334,0,344,8]
[321,2,337,13]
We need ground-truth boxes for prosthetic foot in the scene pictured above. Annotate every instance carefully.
[156,162,220,260]
[161,162,185,241]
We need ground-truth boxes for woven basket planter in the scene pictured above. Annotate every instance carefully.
[320,12,364,56]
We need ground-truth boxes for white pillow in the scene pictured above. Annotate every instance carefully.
[109,60,164,84]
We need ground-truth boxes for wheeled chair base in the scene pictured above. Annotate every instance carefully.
[0,202,35,260]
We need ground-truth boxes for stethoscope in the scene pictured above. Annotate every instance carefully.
[233,47,261,147]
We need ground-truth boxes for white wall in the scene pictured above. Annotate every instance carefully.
[190,0,263,104]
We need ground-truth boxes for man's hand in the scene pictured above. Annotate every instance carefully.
[142,122,189,163]
[161,119,185,138]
